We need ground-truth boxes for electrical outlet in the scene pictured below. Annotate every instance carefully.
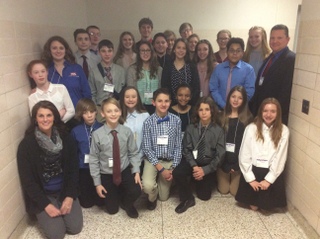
[302,99,309,115]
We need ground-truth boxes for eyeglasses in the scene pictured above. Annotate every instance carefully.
[218,37,229,42]
[228,49,243,54]
[89,32,101,37]
[140,49,151,54]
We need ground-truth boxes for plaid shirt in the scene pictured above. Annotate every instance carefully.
[142,112,182,168]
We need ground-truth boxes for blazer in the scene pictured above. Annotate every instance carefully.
[249,47,295,125]
[17,133,79,214]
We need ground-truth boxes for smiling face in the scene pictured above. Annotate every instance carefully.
[139,43,152,63]
[99,46,114,65]
[122,34,134,50]
[139,24,152,40]
[50,40,66,62]
[101,102,121,127]
[217,32,230,50]
[153,36,168,56]
[176,86,191,108]
[262,103,277,127]
[248,29,263,49]
[166,35,175,52]
[269,29,290,53]
[188,36,198,53]
[229,90,243,111]
[29,63,48,87]
[197,42,209,61]
[75,33,91,52]
[174,41,187,60]
[198,103,212,125]
[152,93,171,117]
[36,107,54,136]
[124,89,138,111]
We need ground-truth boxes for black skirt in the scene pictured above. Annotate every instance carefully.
[235,166,287,210]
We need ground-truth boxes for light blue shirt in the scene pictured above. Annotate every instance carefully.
[209,60,255,109]
[124,111,150,159]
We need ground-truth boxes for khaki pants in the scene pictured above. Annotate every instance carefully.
[142,159,173,202]
[217,167,240,196]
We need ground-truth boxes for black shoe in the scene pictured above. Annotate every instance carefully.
[147,200,157,210]
[125,205,139,218]
[175,198,195,214]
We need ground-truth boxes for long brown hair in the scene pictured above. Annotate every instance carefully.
[74,98,97,122]
[26,100,67,137]
[135,41,159,80]
[254,98,283,148]
[192,97,218,126]
[26,59,48,89]
[42,36,76,65]
[243,26,271,62]
[119,86,146,120]
[193,39,217,78]
[220,86,253,131]
[113,31,136,63]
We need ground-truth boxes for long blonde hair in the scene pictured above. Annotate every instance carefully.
[243,26,271,62]
[254,98,283,148]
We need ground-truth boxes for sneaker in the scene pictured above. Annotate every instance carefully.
[175,198,195,214]
[147,200,157,210]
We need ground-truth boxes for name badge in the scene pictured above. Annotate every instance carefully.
[108,158,113,167]
[144,92,153,99]
[192,150,198,159]
[256,158,269,168]
[226,143,235,153]
[259,77,264,86]
[104,83,115,92]
[84,154,90,163]
[157,135,168,145]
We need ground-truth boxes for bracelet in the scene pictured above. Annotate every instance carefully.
[158,167,165,173]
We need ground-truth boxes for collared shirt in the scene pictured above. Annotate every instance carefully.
[71,121,103,169]
[89,62,125,105]
[142,112,182,168]
[209,60,255,109]
[239,123,289,184]
[124,111,150,159]
[74,50,100,73]
[48,60,92,108]
[126,65,162,105]
[28,83,75,123]
[89,124,140,186]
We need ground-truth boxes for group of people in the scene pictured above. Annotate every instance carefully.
[17,18,295,239]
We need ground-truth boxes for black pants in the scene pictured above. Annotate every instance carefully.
[101,167,141,214]
[173,158,215,202]
[79,169,104,208]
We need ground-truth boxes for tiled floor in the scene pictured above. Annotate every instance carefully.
[10,190,319,239]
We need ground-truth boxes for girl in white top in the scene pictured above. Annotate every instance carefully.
[235,98,289,211]
[27,60,75,123]
[113,32,137,71]
[119,86,150,160]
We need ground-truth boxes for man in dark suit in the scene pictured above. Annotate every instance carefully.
[249,24,295,125]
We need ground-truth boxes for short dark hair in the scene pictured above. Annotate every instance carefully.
[227,37,245,51]
[271,24,289,37]
[138,18,153,29]
[86,25,100,32]
[98,39,114,50]
[152,32,166,45]
[153,88,171,101]
[73,28,90,42]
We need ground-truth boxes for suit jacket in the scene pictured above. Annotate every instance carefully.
[17,133,79,214]
[249,47,295,125]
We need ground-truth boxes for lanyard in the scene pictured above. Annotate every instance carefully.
[84,121,95,147]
